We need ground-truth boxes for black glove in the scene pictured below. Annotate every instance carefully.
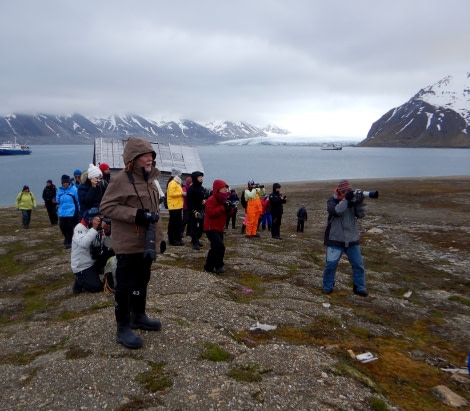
[224,202,232,212]
[135,208,150,227]
[160,240,166,254]
[345,191,355,201]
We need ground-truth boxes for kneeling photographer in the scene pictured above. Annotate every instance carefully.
[71,207,113,293]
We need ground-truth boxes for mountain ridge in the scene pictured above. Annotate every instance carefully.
[359,73,470,147]
[0,113,289,145]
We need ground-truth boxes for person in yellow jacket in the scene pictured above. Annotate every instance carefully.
[16,185,37,229]
[244,180,265,237]
[166,168,186,245]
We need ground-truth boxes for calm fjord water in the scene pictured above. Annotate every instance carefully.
[1,145,469,207]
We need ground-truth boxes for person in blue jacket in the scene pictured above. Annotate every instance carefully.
[56,174,80,249]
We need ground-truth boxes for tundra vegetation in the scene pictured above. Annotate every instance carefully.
[0,177,469,410]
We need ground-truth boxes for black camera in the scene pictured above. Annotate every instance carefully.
[226,200,238,208]
[253,183,264,189]
[145,211,159,224]
[352,189,379,203]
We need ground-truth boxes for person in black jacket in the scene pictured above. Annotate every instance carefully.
[296,204,308,232]
[186,171,206,250]
[78,163,105,219]
[225,189,240,229]
[42,179,58,225]
[268,183,286,239]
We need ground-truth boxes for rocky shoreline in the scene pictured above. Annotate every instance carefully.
[0,177,469,410]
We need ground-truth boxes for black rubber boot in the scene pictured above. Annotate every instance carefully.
[131,313,162,331]
[130,288,162,331]
[116,324,143,349]
[241,225,246,234]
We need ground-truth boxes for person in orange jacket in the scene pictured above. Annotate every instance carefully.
[244,180,265,238]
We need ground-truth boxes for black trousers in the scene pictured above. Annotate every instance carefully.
[189,214,204,245]
[45,201,58,224]
[74,264,103,292]
[297,219,305,232]
[168,209,183,244]
[204,230,225,271]
[271,215,282,238]
[114,253,152,324]
[59,216,76,245]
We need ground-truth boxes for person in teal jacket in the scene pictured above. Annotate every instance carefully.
[56,175,80,249]
[16,185,37,229]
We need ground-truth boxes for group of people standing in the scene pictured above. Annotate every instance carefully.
[15,136,370,350]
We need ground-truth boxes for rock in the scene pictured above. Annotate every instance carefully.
[431,385,469,408]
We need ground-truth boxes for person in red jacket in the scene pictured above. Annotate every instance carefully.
[203,179,234,274]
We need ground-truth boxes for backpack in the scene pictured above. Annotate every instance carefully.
[240,190,247,209]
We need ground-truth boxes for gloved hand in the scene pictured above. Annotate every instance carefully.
[160,240,166,254]
[33,206,37,210]
[345,190,355,201]
[135,208,150,227]
[224,201,232,212]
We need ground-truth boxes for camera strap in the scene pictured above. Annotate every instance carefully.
[126,170,146,210]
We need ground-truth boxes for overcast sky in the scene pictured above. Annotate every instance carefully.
[1,0,468,139]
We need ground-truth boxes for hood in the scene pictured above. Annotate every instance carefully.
[273,182,281,191]
[191,171,204,185]
[212,179,228,192]
[123,137,156,164]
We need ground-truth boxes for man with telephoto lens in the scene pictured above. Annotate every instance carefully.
[322,179,369,297]
[100,137,164,349]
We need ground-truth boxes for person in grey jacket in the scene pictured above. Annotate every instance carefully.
[322,180,368,297]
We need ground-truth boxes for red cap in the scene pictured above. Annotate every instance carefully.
[99,163,110,172]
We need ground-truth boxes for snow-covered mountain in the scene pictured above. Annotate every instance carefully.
[360,73,470,147]
[0,114,289,145]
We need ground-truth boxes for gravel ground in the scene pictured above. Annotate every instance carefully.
[1,177,469,410]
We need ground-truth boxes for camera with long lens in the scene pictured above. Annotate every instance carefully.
[253,183,264,189]
[352,189,379,203]
[142,211,159,260]
[145,211,159,224]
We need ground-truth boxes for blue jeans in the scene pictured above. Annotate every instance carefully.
[322,245,366,293]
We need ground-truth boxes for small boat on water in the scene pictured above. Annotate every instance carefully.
[0,137,32,155]
[321,143,342,150]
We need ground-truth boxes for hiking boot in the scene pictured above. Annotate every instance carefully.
[215,267,225,274]
[354,289,369,297]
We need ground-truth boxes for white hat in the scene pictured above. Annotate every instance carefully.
[171,168,182,177]
[87,163,102,179]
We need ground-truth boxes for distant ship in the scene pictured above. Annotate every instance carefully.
[321,143,342,150]
[0,137,32,155]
